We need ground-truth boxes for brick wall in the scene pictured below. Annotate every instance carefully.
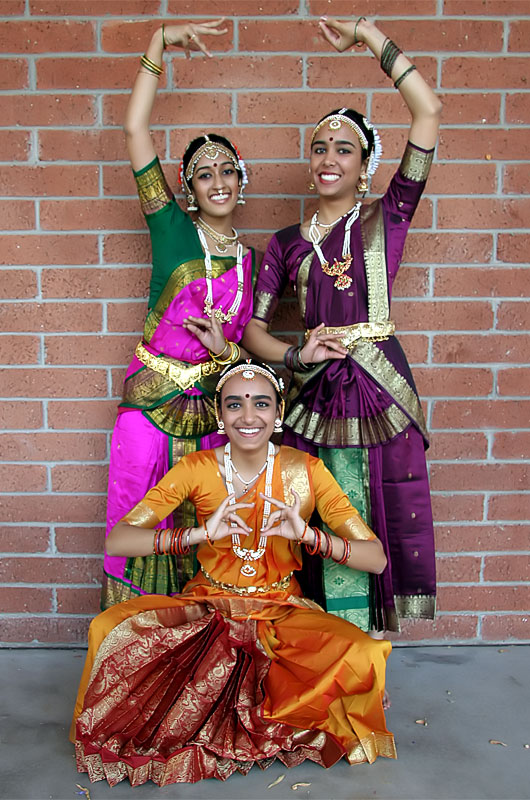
[1,0,528,645]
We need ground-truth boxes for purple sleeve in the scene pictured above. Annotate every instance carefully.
[382,141,434,284]
[252,233,290,324]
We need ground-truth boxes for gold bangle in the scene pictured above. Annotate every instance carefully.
[209,339,230,361]
[140,54,163,76]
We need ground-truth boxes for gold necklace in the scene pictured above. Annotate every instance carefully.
[309,203,361,291]
[196,217,238,254]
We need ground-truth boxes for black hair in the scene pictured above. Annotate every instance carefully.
[182,133,243,186]
[313,108,374,162]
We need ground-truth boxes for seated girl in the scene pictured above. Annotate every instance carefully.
[71,358,396,787]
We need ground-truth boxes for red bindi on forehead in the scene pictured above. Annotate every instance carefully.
[213,162,218,167]
[245,393,250,398]
[329,136,334,141]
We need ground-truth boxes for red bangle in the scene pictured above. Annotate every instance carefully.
[204,523,212,545]
[305,527,320,556]
[336,538,351,565]
[299,521,310,543]
[321,530,333,559]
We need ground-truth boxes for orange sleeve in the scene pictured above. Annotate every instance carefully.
[308,456,376,541]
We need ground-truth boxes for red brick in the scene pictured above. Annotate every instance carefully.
[36,56,145,90]
[444,0,530,12]
[1,0,24,12]
[508,20,530,51]
[434,267,529,297]
[0,494,106,524]
[437,556,482,583]
[30,0,161,13]
[438,129,529,161]
[101,233,149,266]
[307,56,394,90]
[111,368,128,398]
[439,585,530,613]
[404,233,493,264]
[101,18,233,53]
[0,94,97,127]
[104,91,232,128]
[0,21,95,53]
[52,464,108,493]
[0,464,46,492]
[0,556,101,584]
[0,165,99,198]
[0,526,50,553]
[0,432,107,461]
[394,301,493,332]
[484,556,530,583]
[426,163,497,195]
[389,615,478,643]
[0,370,108,398]
[0,401,43,431]
[489,493,530,521]
[248,162,313,196]
[503,164,530,195]
[55,526,105,554]
[310,0,436,13]
[0,270,37,300]
[506,94,530,124]
[432,400,530,430]
[0,616,91,644]
[231,198,302,231]
[41,268,150,300]
[394,334,430,365]
[432,334,530,365]
[431,463,528,492]
[373,92,500,126]
[40,199,143,232]
[442,57,530,90]
[0,335,40,365]
[428,432,488,461]
[0,58,28,90]
[493,432,530,460]
[1,302,102,333]
[0,588,52,614]
[413,367,493,398]
[0,200,35,231]
[45,335,138,367]
[47,400,118,431]
[39,129,129,162]
[238,91,366,125]
[106,301,146,333]
[56,587,101,615]
[497,368,530,396]
[0,130,30,161]
[482,615,530,642]
[170,0,299,12]
[435,524,529,553]
[498,233,530,264]
[178,56,302,89]
[169,126,300,161]
[0,235,99,266]
[102,164,145,197]
[438,198,530,231]
[431,493,484,522]
[390,267,429,298]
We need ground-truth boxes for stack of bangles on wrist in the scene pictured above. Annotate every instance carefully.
[153,527,192,556]
[302,526,351,565]
[380,37,417,88]
[208,339,240,365]
[283,345,312,373]
[140,54,163,78]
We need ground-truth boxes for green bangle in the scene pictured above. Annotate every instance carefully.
[353,16,366,46]
[394,64,417,89]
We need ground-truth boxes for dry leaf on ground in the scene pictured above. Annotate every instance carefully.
[267,774,286,788]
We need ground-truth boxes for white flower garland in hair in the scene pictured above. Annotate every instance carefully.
[364,118,383,177]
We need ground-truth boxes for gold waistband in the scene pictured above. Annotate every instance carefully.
[306,320,395,350]
[135,341,221,392]
[200,566,293,596]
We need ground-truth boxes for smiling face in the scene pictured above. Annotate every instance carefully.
[310,123,365,201]
[190,153,241,220]
[219,373,279,453]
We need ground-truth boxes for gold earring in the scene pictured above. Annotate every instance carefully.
[274,418,283,432]
[187,193,198,211]
[308,181,315,191]
[357,173,368,195]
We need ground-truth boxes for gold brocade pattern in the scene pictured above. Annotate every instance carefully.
[395,593,436,620]
[123,500,159,528]
[296,251,315,322]
[134,159,173,215]
[253,290,277,323]
[279,447,313,519]
[135,341,221,392]
[400,143,434,182]
[101,575,138,607]
[350,342,428,439]
[360,201,390,323]
[336,514,375,542]
[144,257,234,343]
[348,732,397,764]
[285,400,411,447]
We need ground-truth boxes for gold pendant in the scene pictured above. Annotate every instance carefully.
[334,274,353,291]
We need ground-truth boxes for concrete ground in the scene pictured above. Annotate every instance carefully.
[0,645,528,800]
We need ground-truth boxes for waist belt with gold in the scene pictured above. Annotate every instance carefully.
[135,341,221,392]
[305,320,395,350]
[200,566,293,596]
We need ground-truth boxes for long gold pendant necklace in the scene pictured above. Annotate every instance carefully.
[309,202,361,291]
[195,225,244,323]
[224,441,275,577]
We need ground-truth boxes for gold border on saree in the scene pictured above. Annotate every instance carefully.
[135,341,221,391]
[305,321,395,350]
[201,566,293,596]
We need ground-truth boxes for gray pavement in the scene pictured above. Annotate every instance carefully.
[0,645,528,800]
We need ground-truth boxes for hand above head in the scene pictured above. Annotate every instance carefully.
[299,322,348,364]
[259,489,307,541]
[163,18,228,58]
[318,15,368,52]
[203,494,254,542]
[182,312,227,354]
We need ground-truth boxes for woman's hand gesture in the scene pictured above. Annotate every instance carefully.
[203,494,254,542]
[318,15,367,52]
[299,323,347,364]
[259,489,307,541]
[163,18,228,58]
[182,313,226,354]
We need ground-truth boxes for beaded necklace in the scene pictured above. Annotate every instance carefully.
[309,202,361,292]
[195,226,244,323]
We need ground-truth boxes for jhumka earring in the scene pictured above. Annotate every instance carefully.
[274,418,283,432]
[216,418,225,435]
[308,181,316,191]
[236,183,246,205]
[187,193,198,212]
[357,173,369,196]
